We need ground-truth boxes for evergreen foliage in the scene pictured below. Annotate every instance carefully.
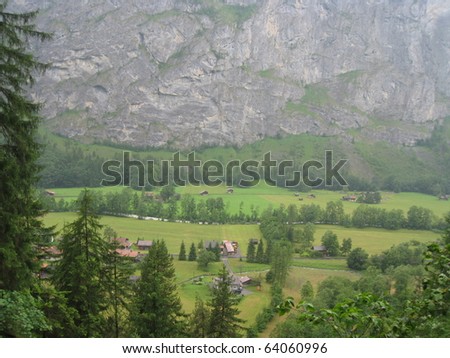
[188,295,210,338]
[104,240,134,337]
[188,242,197,261]
[178,241,186,261]
[52,190,110,337]
[132,240,185,337]
[255,239,265,263]
[246,240,256,263]
[0,1,50,291]
[207,266,245,338]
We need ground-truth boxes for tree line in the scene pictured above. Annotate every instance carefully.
[37,135,450,197]
[41,188,444,231]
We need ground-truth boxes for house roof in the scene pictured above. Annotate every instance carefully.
[224,241,234,253]
[313,245,327,251]
[240,276,252,284]
[113,237,132,248]
[115,249,139,258]
[137,239,153,247]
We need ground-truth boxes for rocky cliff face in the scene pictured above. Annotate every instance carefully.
[13,0,450,148]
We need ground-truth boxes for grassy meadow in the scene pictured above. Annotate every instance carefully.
[47,183,450,219]
[42,213,439,257]
[41,182,445,335]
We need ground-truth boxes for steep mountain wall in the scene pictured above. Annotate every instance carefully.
[13,0,450,148]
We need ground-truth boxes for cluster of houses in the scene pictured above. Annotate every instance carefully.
[204,239,239,256]
[112,237,154,260]
[38,237,155,279]
[39,235,256,296]
[212,275,252,294]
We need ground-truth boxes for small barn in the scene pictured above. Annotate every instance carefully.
[312,245,328,256]
[136,239,153,250]
[239,276,252,285]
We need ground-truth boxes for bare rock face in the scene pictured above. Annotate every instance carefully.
[14,0,450,148]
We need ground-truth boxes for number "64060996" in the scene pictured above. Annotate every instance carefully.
[264,342,327,354]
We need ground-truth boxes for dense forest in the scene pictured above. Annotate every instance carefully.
[36,135,450,196]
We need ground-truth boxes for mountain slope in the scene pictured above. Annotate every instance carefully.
[13,0,450,148]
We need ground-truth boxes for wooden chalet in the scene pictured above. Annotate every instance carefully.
[223,240,236,255]
[112,237,132,249]
[312,245,328,256]
[212,276,243,294]
[136,239,153,250]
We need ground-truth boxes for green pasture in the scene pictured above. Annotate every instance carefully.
[46,183,450,219]
[311,224,439,254]
[290,258,348,271]
[284,266,360,299]
[177,274,272,328]
[43,213,440,257]
[42,210,440,335]
[42,212,262,255]
[46,186,125,201]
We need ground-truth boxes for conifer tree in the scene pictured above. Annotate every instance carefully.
[52,190,109,337]
[207,266,245,338]
[0,1,50,291]
[178,241,187,261]
[255,240,265,263]
[188,242,197,261]
[104,240,134,337]
[246,241,256,263]
[132,240,185,337]
[188,295,210,338]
